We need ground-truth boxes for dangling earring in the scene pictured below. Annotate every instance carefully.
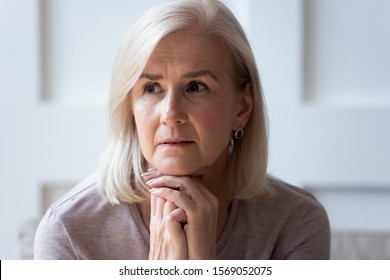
[234,128,244,139]
[229,137,234,154]
[229,128,244,154]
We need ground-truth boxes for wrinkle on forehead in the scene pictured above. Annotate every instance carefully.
[144,31,233,81]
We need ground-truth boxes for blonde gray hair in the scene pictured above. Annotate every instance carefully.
[98,0,271,204]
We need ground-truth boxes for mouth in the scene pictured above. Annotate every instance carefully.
[159,139,195,146]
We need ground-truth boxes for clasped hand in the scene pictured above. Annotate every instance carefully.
[142,168,219,260]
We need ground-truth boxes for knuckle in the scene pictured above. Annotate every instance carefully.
[165,214,175,223]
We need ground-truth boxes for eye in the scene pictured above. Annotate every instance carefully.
[186,81,208,93]
[143,83,163,94]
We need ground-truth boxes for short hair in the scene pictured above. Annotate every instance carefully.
[97,0,271,204]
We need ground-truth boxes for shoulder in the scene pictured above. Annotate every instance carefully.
[34,174,132,259]
[41,173,132,231]
[267,176,322,210]
[48,173,110,218]
[234,176,330,259]
[267,176,329,227]
[240,176,326,216]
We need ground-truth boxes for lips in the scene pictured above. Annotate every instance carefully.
[161,140,194,144]
[159,138,194,145]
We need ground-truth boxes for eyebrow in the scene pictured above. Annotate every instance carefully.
[139,72,163,81]
[182,70,219,82]
[139,70,219,82]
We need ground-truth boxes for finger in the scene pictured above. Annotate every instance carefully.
[146,176,182,191]
[147,176,201,198]
[180,177,218,206]
[167,207,187,225]
[147,176,213,205]
[141,168,163,182]
[150,192,156,217]
[165,207,187,238]
[155,197,166,220]
[163,200,177,217]
[150,187,196,213]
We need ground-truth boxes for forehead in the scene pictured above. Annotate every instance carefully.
[145,31,232,73]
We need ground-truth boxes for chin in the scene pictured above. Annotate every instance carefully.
[159,166,194,176]
[156,161,202,176]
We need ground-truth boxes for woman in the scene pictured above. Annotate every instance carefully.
[34,0,330,259]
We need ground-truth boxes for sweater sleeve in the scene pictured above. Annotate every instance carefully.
[34,208,78,260]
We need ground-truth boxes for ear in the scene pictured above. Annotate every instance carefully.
[234,83,253,130]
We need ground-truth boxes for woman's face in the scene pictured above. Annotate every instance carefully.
[132,32,252,176]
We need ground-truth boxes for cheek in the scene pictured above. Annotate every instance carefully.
[196,106,234,150]
[133,101,157,157]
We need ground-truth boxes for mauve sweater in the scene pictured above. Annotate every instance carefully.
[34,174,330,259]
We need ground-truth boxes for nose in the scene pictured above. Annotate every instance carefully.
[160,88,188,126]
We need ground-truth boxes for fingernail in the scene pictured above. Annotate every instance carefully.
[149,188,160,194]
[141,171,152,178]
[146,178,157,185]
[142,168,159,178]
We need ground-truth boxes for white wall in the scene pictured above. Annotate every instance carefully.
[1,0,389,259]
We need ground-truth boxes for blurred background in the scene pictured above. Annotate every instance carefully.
[1,0,389,259]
